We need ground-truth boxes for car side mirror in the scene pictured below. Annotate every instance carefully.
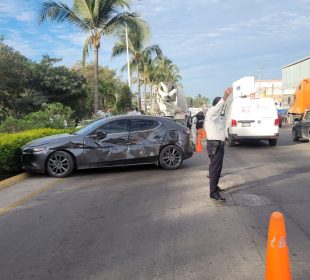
[96,129,107,139]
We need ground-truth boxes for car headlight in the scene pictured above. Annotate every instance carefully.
[23,147,48,154]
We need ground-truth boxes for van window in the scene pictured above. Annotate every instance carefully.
[232,99,276,119]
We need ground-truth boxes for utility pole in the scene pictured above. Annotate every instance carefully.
[125,6,131,88]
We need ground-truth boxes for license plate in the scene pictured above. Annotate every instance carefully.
[242,123,251,127]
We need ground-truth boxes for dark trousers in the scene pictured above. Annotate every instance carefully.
[207,141,224,196]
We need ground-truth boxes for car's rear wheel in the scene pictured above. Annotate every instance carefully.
[228,131,236,146]
[46,151,74,177]
[269,139,277,146]
[159,145,183,170]
[292,128,299,142]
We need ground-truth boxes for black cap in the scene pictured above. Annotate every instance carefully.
[212,97,221,106]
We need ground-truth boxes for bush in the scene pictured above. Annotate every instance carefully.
[0,102,74,133]
[0,128,74,176]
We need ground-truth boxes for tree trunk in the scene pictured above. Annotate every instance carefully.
[137,65,141,110]
[150,83,153,113]
[144,72,147,113]
[94,46,100,114]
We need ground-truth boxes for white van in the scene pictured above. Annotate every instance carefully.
[224,97,279,146]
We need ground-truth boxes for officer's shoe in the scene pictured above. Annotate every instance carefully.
[210,193,226,202]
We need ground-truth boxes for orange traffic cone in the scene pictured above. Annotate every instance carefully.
[197,128,207,139]
[195,131,203,152]
[265,212,292,280]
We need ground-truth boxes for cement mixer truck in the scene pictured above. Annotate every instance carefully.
[152,82,188,125]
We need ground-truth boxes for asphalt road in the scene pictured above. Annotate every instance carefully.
[0,125,310,280]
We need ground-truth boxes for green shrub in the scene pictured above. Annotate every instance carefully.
[0,128,74,176]
[0,102,74,133]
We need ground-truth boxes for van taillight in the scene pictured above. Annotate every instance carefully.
[231,119,237,127]
[274,118,280,126]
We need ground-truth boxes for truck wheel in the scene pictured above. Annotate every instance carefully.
[292,128,299,142]
[269,139,277,146]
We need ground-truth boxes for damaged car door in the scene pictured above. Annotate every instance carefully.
[84,119,130,167]
[127,119,164,164]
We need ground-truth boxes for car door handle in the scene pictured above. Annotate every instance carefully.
[116,138,127,143]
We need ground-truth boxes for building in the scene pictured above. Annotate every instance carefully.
[232,75,296,107]
[282,56,310,91]
[232,76,286,106]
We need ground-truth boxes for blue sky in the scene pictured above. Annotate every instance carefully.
[0,0,310,99]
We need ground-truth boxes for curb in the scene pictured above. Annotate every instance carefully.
[0,173,31,191]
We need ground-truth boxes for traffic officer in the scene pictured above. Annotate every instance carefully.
[205,87,233,202]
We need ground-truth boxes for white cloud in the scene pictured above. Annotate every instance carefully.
[0,0,36,23]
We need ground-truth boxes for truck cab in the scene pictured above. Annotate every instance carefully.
[288,79,310,123]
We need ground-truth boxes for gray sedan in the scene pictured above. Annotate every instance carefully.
[21,116,194,177]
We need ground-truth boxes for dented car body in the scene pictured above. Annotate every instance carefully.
[21,116,193,177]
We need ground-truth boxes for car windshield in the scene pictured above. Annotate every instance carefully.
[72,119,107,135]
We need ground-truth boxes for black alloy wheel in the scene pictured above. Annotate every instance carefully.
[46,151,74,177]
[159,145,183,170]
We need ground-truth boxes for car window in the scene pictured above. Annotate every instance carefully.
[98,119,128,134]
[129,119,157,132]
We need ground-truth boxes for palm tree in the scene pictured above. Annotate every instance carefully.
[156,56,182,83]
[140,46,162,112]
[112,25,161,110]
[39,0,146,114]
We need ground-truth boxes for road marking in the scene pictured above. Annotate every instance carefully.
[0,178,63,217]
[0,173,31,191]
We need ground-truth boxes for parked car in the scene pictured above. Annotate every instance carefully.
[21,116,193,177]
[225,97,280,146]
[278,113,283,128]
[292,109,310,142]
[277,108,288,128]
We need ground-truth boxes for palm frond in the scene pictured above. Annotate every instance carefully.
[39,0,90,31]
[111,41,127,57]
[73,0,93,21]
[82,35,93,66]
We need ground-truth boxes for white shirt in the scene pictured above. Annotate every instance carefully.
[205,98,226,141]
[127,110,141,116]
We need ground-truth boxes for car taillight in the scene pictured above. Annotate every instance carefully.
[275,118,280,126]
[231,119,237,127]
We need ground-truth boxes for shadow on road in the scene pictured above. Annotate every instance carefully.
[226,164,310,193]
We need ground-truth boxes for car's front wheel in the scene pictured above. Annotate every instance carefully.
[159,145,183,170]
[46,151,74,177]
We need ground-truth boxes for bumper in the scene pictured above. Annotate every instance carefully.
[21,154,46,174]
[184,151,194,159]
[231,134,279,140]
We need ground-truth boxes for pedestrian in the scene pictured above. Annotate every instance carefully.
[194,111,205,131]
[96,106,106,118]
[205,87,233,202]
[127,107,141,116]
[191,111,206,145]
